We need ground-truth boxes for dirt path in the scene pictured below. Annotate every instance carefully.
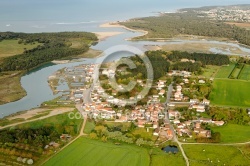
[0,108,74,130]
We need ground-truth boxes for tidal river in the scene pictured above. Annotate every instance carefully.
[1,25,250,118]
[1,0,250,117]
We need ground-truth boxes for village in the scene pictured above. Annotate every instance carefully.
[48,63,226,143]
[194,6,250,22]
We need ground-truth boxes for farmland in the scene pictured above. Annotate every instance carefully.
[211,124,250,143]
[238,65,250,80]
[214,63,235,78]
[209,79,250,107]
[183,144,250,166]
[44,137,150,166]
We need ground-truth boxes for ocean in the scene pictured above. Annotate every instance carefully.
[0,0,249,33]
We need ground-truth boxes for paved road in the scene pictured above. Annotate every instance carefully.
[165,83,190,166]
[165,83,173,105]
[82,88,92,104]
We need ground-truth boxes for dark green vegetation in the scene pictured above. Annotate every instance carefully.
[211,124,250,143]
[44,137,150,166]
[167,51,230,66]
[120,10,250,46]
[183,144,250,166]
[0,111,83,165]
[0,32,97,71]
[88,121,156,146]
[208,107,250,125]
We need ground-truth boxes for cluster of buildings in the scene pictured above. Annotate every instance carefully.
[167,70,191,77]
[197,7,250,22]
[168,109,225,139]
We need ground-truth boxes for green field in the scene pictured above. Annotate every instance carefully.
[215,63,235,78]
[83,120,95,134]
[201,65,221,78]
[18,110,82,134]
[211,124,250,143]
[44,137,150,166]
[239,65,250,80]
[183,144,250,166]
[0,39,40,58]
[151,149,186,166]
[209,79,250,107]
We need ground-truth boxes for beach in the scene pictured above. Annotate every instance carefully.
[100,22,148,40]
[94,31,124,40]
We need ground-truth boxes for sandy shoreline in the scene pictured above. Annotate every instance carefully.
[100,22,148,40]
[94,31,124,40]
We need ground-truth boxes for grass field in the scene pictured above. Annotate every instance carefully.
[211,124,250,143]
[18,110,82,134]
[239,65,250,80]
[83,120,95,134]
[201,65,221,78]
[151,148,186,166]
[209,79,250,107]
[215,63,235,78]
[183,144,250,166]
[0,39,40,58]
[44,137,150,166]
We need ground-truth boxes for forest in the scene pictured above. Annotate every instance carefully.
[0,32,98,71]
[120,11,250,46]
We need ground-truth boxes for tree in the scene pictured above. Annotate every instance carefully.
[136,138,145,146]
[89,133,98,139]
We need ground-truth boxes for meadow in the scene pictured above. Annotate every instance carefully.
[150,148,186,166]
[209,79,250,107]
[211,123,250,143]
[239,65,250,80]
[0,39,40,58]
[183,144,250,166]
[214,63,235,78]
[44,137,150,166]
[201,65,221,78]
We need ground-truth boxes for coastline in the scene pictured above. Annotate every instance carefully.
[100,22,148,40]
[93,31,124,41]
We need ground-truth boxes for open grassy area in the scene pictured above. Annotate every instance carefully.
[151,148,186,166]
[214,63,235,78]
[17,110,82,133]
[0,39,40,58]
[83,120,95,134]
[0,71,26,105]
[211,124,250,143]
[44,137,150,166]
[201,65,221,78]
[183,144,250,166]
[239,65,250,80]
[229,63,244,79]
[209,79,250,107]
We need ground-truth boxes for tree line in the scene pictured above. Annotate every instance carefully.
[121,11,250,46]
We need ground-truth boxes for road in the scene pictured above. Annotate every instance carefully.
[165,83,190,166]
